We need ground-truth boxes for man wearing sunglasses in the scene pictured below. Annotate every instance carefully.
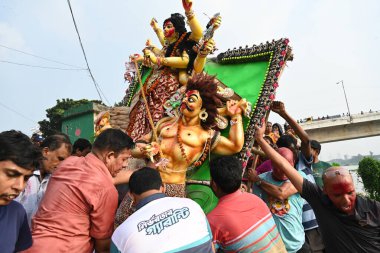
[255,123,380,253]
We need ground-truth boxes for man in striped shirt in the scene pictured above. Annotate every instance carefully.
[207,156,286,253]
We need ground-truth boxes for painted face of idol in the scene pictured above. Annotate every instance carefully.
[163,21,176,38]
[180,90,203,118]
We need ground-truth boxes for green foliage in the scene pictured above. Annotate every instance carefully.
[38,99,103,137]
[357,157,380,201]
[331,162,340,166]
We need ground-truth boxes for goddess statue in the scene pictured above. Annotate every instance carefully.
[125,0,208,141]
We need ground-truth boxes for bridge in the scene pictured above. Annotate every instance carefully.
[299,111,380,143]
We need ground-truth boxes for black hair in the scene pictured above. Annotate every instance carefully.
[163,13,197,74]
[93,129,135,156]
[272,123,284,136]
[0,130,42,170]
[210,156,242,194]
[41,133,72,154]
[276,134,297,149]
[129,167,162,195]
[72,138,92,154]
[163,13,187,35]
[276,134,298,163]
[310,140,321,154]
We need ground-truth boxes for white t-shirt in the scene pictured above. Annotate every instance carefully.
[111,196,213,253]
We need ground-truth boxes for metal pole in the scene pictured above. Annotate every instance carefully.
[337,80,352,122]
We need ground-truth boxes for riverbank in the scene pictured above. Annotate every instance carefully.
[344,165,365,194]
[328,155,380,166]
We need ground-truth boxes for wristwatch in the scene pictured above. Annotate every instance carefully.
[256,179,262,186]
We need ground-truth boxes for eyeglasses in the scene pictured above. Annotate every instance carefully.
[323,168,351,179]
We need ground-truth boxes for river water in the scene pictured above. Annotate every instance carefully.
[344,165,365,194]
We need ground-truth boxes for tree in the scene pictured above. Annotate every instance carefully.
[357,157,380,201]
[38,98,103,137]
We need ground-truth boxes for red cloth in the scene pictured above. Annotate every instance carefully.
[207,191,286,252]
[26,154,118,253]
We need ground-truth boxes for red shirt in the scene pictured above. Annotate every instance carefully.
[26,154,118,253]
[207,191,286,252]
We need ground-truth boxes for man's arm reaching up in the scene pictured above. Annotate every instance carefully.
[255,122,304,193]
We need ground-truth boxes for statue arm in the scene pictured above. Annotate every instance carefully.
[150,18,165,46]
[144,49,189,69]
[182,0,203,41]
[193,39,215,73]
[212,114,244,155]
[212,100,244,155]
[146,39,162,55]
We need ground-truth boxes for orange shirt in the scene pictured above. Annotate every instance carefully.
[26,154,118,253]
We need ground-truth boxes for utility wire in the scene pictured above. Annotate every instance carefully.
[0,44,85,68]
[66,0,110,105]
[0,101,36,123]
[0,60,87,71]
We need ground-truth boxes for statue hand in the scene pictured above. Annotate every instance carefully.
[271,101,286,115]
[143,49,157,65]
[145,142,160,156]
[211,15,222,30]
[146,39,152,47]
[182,0,193,11]
[199,38,215,57]
[150,18,159,29]
[130,54,143,62]
[226,100,243,118]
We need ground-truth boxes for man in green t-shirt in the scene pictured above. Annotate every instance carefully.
[311,140,331,188]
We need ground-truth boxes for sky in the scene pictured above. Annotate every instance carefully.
[1,0,379,161]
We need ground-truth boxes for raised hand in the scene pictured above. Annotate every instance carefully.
[226,100,243,118]
[199,38,215,57]
[211,15,222,30]
[255,122,266,140]
[129,54,143,62]
[143,49,157,66]
[146,39,153,47]
[182,0,193,11]
[271,101,286,115]
[150,18,159,30]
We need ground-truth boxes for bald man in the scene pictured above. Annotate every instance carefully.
[255,123,380,253]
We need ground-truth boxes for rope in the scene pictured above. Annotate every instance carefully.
[132,61,165,161]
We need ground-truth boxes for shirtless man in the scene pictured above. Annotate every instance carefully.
[115,73,245,227]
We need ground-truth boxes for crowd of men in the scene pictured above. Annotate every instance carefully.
[1,100,379,253]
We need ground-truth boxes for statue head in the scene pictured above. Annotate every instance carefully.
[95,111,110,127]
[163,13,187,36]
[184,73,223,130]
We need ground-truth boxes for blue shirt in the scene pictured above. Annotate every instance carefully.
[254,171,306,253]
[296,152,319,230]
[0,201,32,253]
